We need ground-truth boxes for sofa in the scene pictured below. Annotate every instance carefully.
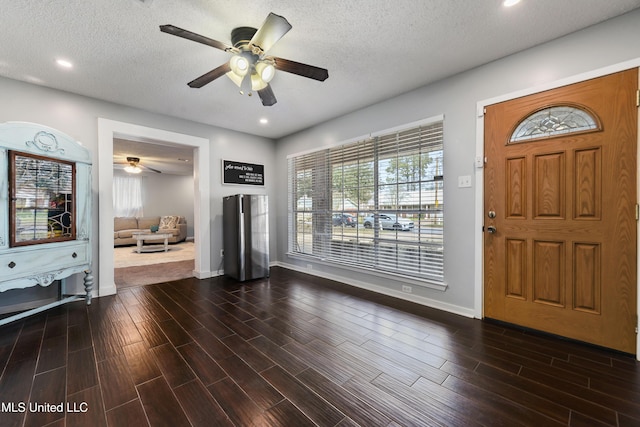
[114,215,187,246]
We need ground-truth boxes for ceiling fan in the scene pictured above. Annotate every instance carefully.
[160,12,329,106]
[122,157,162,174]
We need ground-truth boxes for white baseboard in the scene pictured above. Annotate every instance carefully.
[194,269,220,279]
[99,284,117,297]
[273,261,475,319]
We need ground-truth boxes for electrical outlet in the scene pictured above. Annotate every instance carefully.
[220,249,224,257]
[402,285,412,293]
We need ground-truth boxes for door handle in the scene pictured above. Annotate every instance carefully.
[486,226,497,234]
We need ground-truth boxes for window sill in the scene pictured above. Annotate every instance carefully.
[286,252,447,292]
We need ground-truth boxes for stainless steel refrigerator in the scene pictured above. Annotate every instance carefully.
[223,194,270,281]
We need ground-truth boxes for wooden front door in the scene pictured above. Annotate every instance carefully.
[483,69,638,353]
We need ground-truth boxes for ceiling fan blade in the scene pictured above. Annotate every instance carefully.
[249,13,292,53]
[188,62,232,88]
[258,85,277,106]
[272,57,329,81]
[160,25,233,52]
[142,165,162,174]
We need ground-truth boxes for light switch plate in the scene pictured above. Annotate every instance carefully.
[458,175,472,188]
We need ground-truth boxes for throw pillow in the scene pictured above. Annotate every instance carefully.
[159,215,178,230]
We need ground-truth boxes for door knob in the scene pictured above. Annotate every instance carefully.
[487,226,497,234]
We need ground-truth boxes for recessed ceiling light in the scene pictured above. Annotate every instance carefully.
[259,118,269,124]
[503,0,521,6]
[56,59,73,69]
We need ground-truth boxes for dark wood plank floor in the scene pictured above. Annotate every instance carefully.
[0,266,638,426]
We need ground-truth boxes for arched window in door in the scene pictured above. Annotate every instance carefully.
[509,104,601,143]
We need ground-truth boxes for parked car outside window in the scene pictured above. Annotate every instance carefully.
[363,214,414,231]
[332,213,357,227]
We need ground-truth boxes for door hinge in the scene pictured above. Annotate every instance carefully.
[637,89,640,107]
[636,204,639,221]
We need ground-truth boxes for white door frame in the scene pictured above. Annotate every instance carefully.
[474,58,640,359]
[97,119,212,297]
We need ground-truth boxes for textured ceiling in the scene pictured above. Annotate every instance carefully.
[1,0,640,142]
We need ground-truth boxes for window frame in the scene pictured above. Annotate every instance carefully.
[287,115,445,289]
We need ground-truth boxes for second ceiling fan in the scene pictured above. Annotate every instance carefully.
[160,12,329,106]
[124,157,162,174]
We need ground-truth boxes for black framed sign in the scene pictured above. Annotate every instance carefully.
[223,160,264,186]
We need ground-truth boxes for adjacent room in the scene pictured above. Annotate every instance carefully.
[112,138,196,287]
[1,1,640,426]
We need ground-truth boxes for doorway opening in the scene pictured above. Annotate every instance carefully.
[98,119,211,297]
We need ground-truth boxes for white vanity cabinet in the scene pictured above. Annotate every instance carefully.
[0,122,92,324]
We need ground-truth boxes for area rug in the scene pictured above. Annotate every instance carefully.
[114,259,195,288]
[114,241,194,268]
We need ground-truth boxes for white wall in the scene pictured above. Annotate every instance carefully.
[0,78,277,297]
[142,174,195,237]
[274,9,640,316]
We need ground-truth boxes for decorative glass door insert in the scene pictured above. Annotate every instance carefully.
[9,151,76,246]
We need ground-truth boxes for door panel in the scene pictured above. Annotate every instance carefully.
[532,240,564,306]
[534,152,565,218]
[506,238,526,299]
[506,158,526,218]
[573,242,600,313]
[484,69,638,353]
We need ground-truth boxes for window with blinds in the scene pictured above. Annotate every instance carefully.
[287,117,444,284]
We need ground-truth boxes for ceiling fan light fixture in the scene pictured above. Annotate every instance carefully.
[251,72,268,91]
[124,165,142,174]
[229,55,249,77]
[226,70,244,87]
[125,156,143,174]
[255,61,275,83]
[160,13,329,107]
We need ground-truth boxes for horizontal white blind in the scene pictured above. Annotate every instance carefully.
[288,119,444,283]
